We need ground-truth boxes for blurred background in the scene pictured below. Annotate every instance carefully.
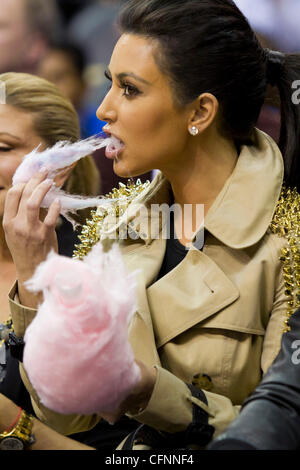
[234,0,300,145]
[0,0,151,195]
[0,0,299,194]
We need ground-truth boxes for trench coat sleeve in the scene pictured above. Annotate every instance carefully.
[8,282,101,435]
[126,366,241,437]
[8,282,37,337]
[261,236,288,373]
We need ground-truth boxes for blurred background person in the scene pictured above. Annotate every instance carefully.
[66,0,125,104]
[38,41,104,139]
[55,0,95,27]
[0,0,61,74]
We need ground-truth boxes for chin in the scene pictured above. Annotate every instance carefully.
[113,160,149,179]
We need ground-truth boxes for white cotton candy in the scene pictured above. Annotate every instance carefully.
[13,135,119,185]
[12,135,124,225]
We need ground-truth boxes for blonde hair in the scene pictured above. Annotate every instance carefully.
[0,72,100,223]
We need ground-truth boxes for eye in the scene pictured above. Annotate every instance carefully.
[0,146,12,152]
[121,82,140,98]
[104,70,141,98]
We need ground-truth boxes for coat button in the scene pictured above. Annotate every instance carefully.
[192,373,212,391]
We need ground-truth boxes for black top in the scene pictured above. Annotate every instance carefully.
[157,211,189,280]
[157,210,204,281]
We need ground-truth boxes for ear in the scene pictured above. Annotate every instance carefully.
[188,93,219,135]
[54,162,77,188]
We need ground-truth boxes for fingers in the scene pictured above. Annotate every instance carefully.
[43,198,61,229]
[3,170,56,230]
[18,170,50,217]
[25,179,54,225]
[3,171,60,292]
[22,169,49,196]
[3,183,26,224]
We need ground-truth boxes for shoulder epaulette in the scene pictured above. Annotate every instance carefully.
[269,186,300,332]
[73,179,150,260]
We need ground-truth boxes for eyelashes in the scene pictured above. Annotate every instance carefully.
[104,69,112,87]
[104,69,112,81]
[104,70,141,98]
[122,83,140,97]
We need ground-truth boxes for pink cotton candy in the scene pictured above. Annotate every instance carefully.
[23,242,141,415]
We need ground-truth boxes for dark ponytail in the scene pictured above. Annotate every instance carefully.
[119,0,300,191]
[267,52,300,191]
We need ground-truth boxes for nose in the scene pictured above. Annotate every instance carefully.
[96,89,117,124]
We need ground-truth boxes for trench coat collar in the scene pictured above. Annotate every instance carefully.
[126,128,284,249]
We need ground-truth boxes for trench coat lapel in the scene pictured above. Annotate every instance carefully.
[147,248,239,348]
[123,237,166,331]
[123,237,166,365]
[123,234,239,350]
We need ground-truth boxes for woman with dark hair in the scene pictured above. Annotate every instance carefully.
[3,0,300,449]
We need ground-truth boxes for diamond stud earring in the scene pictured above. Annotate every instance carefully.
[189,126,199,136]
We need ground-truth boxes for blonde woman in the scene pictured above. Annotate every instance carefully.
[0,72,100,323]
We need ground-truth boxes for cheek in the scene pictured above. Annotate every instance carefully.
[127,107,185,159]
[0,29,20,48]
[126,101,167,133]
[0,157,23,184]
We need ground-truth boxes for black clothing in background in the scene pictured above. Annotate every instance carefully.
[56,215,80,257]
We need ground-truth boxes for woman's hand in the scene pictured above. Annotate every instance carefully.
[3,170,61,308]
[100,360,157,424]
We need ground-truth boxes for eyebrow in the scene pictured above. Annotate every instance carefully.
[106,68,151,86]
[0,132,21,141]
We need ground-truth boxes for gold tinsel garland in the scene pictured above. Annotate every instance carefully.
[269,186,300,332]
[73,179,151,260]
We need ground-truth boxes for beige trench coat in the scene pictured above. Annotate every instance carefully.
[8,129,290,440]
